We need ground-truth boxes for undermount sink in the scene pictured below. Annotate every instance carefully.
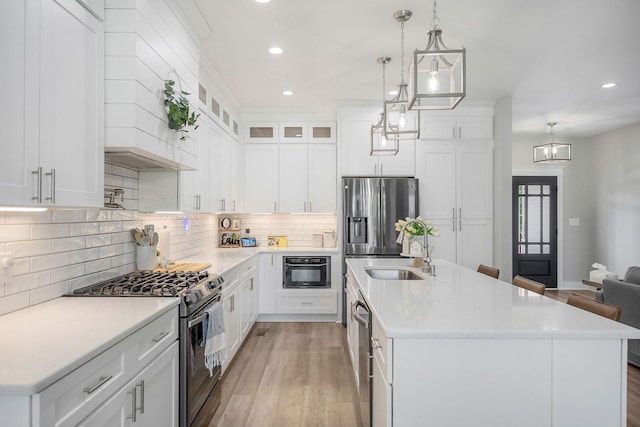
[365,268,423,281]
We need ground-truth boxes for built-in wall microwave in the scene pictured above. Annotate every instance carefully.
[283,256,330,289]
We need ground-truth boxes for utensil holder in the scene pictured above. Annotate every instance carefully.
[136,245,157,270]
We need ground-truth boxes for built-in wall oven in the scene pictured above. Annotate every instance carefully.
[283,256,331,289]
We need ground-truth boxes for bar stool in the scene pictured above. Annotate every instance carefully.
[512,275,546,295]
[567,293,621,321]
[477,264,500,279]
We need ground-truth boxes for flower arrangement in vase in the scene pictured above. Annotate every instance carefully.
[395,216,439,256]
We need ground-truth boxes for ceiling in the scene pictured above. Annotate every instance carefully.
[195,0,640,137]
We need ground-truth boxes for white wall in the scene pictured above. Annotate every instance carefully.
[588,122,640,276]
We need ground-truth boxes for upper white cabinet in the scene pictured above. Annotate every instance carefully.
[218,130,242,212]
[416,140,494,269]
[0,0,104,208]
[244,144,279,213]
[421,114,493,140]
[279,122,307,143]
[245,122,277,143]
[279,144,337,213]
[308,122,336,143]
[340,116,415,177]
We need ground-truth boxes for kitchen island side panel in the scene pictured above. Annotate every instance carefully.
[393,337,626,427]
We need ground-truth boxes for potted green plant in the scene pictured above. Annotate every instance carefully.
[163,79,200,141]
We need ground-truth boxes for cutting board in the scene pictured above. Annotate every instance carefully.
[154,263,211,273]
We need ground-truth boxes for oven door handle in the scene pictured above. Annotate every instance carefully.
[188,313,209,329]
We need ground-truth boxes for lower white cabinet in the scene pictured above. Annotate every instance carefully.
[258,253,281,314]
[275,290,337,313]
[222,257,258,372]
[345,270,359,389]
[76,342,178,427]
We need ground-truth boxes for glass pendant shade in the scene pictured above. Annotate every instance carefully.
[384,83,421,139]
[533,123,571,163]
[371,113,399,156]
[408,28,466,110]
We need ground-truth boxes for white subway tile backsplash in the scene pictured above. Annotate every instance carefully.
[0,225,31,242]
[13,259,30,276]
[31,252,70,273]
[86,234,112,247]
[112,231,134,244]
[70,222,100,236]
[52,210,86,223]
[85,258,113,275]
[6,240,52,258]
[31,224,70,239]
[0,292,30,316]
[6,211,52,224]
[70,248,101,264]
[100,244,123,258]
[52,264,85,284]
[30,282,70,306]
[6,271,51,294]
[52,237,85,253]
[69,273,100,292]
[100,221,123,233]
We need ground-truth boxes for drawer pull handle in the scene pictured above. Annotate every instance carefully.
[371,337,383,350]
[83,375,113,394]
[137,380,145,414]
[152,331,170,343]
[301,302,313,305]
[127,386,137,421]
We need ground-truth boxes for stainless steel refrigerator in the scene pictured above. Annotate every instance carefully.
[342,177,419,324]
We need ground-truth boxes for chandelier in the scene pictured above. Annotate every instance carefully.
[384,10,420,140]
[533,122,571,163]
[408,0,466,110]
[371,57,400,156]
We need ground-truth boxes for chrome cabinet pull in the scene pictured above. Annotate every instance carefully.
[274,201,277,213]
[83,375,113,394]
[301,301,313,305]
[32,167,42,203]
[452,208,456,231]
[152,331,170,343]
[127,386,137,421]
[45,169,55,203]
[232,200,236,211]
[309,201,312,212]
[250,278,254,291]
[459,208,462,231]
[458,126,462,139]
[137,380,145,414]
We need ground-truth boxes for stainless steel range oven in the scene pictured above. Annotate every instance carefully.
[72,270,224,427]
[283,256,331,288]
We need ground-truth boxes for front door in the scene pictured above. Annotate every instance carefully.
[512,176,558,287]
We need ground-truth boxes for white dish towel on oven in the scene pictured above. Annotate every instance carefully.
[201,301,226,376]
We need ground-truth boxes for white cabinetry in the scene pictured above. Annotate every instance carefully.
[218,131,242,212]
[244,144,279,213]
[340,114,415,177]
[258,253,282,314]
[0,0,104,208]
[33,306,179,427]
[420,114,493,140]
[222,257,258,373]
[279,144,337,213]
[76,342,178,427]
[417,137,493,269]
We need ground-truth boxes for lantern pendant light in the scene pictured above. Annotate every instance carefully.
[533,122,572,163]
[371,57,400,156]
[384,10,420,140]
[408,0,466,110]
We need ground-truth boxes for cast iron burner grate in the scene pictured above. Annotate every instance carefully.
[73,271,210,297]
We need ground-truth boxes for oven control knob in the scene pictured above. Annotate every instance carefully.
[183,292,194,305]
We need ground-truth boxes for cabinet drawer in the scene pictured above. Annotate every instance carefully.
[37,339,129,427]
[276,290,337,313]
[371,314,392,383]
[132,306,179,369]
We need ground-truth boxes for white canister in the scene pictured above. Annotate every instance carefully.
[323,231,336,248]
[136,246,157,271]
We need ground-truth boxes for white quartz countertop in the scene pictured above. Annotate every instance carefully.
[347,258,640,339]
[177,246,337,276]
[0,297,179,396]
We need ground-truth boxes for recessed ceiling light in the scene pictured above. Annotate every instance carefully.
[282,90,294,96]
[268,47,283,55]
[388,90,399,96]
[602,82,617,89]
[255,0,271,3]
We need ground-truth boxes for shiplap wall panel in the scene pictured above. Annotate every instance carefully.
[104,0,200,169]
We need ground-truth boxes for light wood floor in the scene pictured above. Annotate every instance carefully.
[208,322,363,427]
[209,314,640,427]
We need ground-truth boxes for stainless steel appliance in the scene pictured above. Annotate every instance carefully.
[283,256,331,288]
[342,177,419,323]
[352,291,371,426]
[71,270,224,427]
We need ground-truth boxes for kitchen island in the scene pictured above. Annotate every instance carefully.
[346,258,640,427]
